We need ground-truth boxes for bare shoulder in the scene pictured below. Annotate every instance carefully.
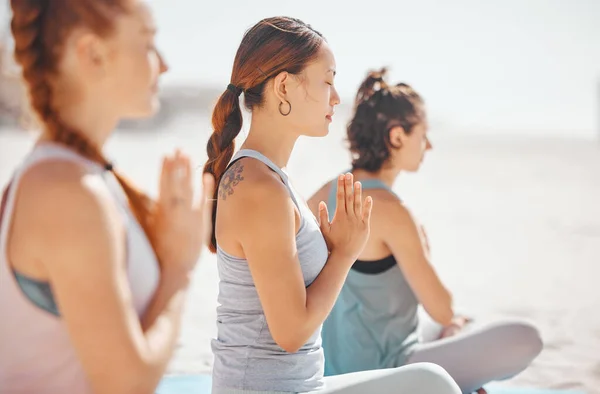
[217,158,247,201]
[216,157,297,248]
[217,157,289,205]
[18,159,113,213]
[371,192,418,231]
[13,159,122,265]
[375,195,427,266]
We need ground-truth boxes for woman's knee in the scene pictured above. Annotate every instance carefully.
[405,363,461,394]
[498,321,543,363]
[521,322,543,359]
[327,363,461,394]
[478,320,543,381]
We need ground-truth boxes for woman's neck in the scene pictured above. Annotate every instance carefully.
[37,99,119,149]
[241,113,299,169]
[351,165,401,189]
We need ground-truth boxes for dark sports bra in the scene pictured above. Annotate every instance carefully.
[352,254,397,274]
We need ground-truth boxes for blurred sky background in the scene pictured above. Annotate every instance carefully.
[2,0,600,138]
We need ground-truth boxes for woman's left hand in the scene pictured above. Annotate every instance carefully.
[439,315,472,339]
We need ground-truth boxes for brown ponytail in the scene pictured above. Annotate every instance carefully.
[347,67,424,172]
[10,0,158,257]
[202,16,325,253]
[354,67,389,108]
[203,88,244,252]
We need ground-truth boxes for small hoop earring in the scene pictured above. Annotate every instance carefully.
[279,101,292,116]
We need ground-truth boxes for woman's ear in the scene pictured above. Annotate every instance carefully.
[271,70,290,104]
[389,125,405,149]
[74,33,109,79]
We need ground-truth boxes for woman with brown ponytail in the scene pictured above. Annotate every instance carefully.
[0,1,214,393]
[204,17,461,394]
[308,68,543,393]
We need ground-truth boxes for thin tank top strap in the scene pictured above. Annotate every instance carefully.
[360,178,393,193]
[231,149,288,182]
[229,149,302,212]
[359,178,400,201]
[26,142,104,171]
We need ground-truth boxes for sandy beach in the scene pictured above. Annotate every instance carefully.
[1,107,598,393]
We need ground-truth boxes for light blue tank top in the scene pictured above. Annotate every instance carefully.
[211,150,329,393]
[321,175,420,376]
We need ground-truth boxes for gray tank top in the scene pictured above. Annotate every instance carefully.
[211,149,329,393]
[321,175,419,375]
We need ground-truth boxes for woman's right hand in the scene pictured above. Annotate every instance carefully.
[152,150,215,274]
[318,173,372,262]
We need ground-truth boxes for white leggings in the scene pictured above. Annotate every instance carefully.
[407,319,544,393]
[212,362,461,394]
[318,362,460,393]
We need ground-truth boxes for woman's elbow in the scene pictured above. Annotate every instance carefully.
[278,340,303,354]
[273,332,305,353]
[271,326,309,354]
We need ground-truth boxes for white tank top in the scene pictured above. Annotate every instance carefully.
[0,142,160,393]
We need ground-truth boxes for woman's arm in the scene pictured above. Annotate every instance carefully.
[15,158,212,394]
[227,170,370,353]
[382,201,454,326]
